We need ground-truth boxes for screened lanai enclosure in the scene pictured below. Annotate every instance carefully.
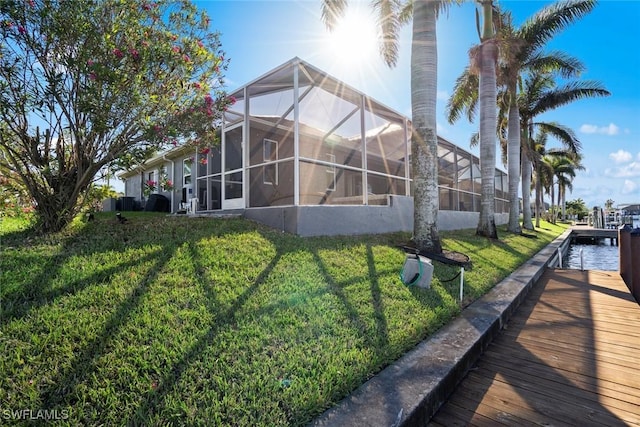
[120,58,509,236]
[197,57,507,209]
[197,57,411,211]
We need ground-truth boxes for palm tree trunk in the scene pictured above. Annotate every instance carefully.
[535,164,542,228]
[506,81,521,234]
[550,180,555,224]
[560,185,566,220]
[476,37,498,238]
[410,0,442,253]
[521,128,534,230]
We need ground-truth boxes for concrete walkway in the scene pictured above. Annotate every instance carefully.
[311,228,573,427]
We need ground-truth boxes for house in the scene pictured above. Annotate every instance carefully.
[619,204,640,216]
[118,57,509,236]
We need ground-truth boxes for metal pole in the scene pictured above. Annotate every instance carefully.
[459,267,465,303]
[580,248,584,271]
[558,247,563,269]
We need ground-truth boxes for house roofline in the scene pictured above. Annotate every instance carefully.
[117,144,195,179]
[227,57,407,123]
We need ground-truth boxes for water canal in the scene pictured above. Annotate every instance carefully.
[562,218,639,271]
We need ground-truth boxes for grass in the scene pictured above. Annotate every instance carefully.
[0,212,567,426]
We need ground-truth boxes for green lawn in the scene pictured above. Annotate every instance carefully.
[0,213,567,426]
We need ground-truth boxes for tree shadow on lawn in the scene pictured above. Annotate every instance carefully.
[450,234,539,277]
[310,246,389,351]
[1,216,157,323]
[6,218,471,424]
[128,238,285,425]
[127,237,443,425]
[0,215,264,415]
[0,249,161,324]
[1,215,258,323]
[39,242,179,409]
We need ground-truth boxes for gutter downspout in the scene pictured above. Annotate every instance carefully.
[163,155,175,213]
[137,165,145,206]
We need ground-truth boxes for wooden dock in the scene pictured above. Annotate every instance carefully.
[570,226,620,245]
[428,269,640,426]
[571,226,619,239]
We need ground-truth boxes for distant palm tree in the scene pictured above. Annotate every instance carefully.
[566,197,588,220]
[556,152,584,220]
[321,0,460,253]
[519,72,609,228]
[448,0,598,234]
[605,198,615,210]
[540,149,583,223]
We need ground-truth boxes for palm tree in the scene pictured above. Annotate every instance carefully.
[528,129,551,223]
[448,0,598,234]
[566,197,588,220]
[499,0,595,233]
[519,72,609,228]
[537,149,555,221]
[605,199,615,210]
[474,0,499,238]
[539,149,582,223]
[322,0,460,253]
[556,152,583,220]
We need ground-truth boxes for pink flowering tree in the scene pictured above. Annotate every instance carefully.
[0,0,231,232]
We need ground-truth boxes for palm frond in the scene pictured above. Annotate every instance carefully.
[470,131,480,148]
[525,50,585,79]
[446,66,479,124]
[373,0,402,67]
[517,0,596,57]
[397,0,413,24]
[321,0,347,30]
[532,80,610,117]
[518,72,555,116]
[435,0,463,18]
[534,121,581,153]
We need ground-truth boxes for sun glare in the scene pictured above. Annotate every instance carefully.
[326,8,378,64]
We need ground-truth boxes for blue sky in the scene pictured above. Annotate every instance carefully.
[196,0,640,209]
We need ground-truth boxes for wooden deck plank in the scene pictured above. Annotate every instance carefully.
[435,381,541,427]
[499,331,640,361]
[472,357,640,416]
[481,345,640,387]
[489,337,640,379]
[428,269,640,427]
[506,314,640,340]
[479,350,640,401]
[498,333,640,368]
[463,373,639,426]
[448,374,612,426]
[430,401,510,427]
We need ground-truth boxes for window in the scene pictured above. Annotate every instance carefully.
[183,159,192,185]
[326,153,336,191]
[263,138,278,185]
